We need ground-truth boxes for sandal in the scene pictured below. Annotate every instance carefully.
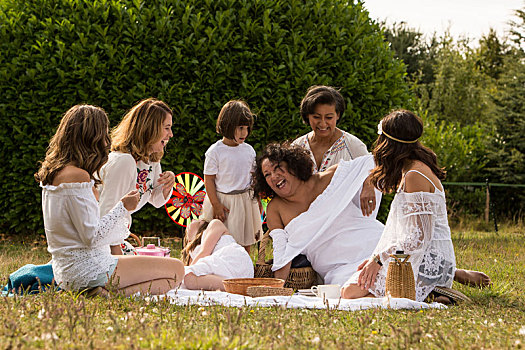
[427,286,471,304]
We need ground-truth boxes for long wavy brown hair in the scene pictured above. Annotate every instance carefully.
[181,221,210,265]
[35,105,110,186]
[111,98,173,163]
[370,110,445,193]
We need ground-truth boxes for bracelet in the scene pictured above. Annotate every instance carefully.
[373,255,383,267]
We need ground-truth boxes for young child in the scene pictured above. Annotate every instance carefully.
[36,105,184,296]
[342,109,479,302]
[98,98,176,255]
[200,100,262,252]
[182,219,254,291]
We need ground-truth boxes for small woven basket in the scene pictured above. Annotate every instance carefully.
[246,286,294,298]
[385,252,416,300]
[222,278,285,296]
[254,231,317,290]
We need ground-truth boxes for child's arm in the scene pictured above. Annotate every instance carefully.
[204,175,229,222]
[190,220,228,265]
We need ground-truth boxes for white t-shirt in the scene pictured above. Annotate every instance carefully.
[203,140,256,193]
[98,152,169,231]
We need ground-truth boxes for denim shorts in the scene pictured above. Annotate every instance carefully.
[85,258,118,289]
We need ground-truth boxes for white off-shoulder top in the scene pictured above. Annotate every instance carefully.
[41,180,130,290]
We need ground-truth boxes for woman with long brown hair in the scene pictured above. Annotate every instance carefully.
[36,105,184,296]
[341,110,483,301]
[98,98,176,255]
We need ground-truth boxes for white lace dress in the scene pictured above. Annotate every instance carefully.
[185,235,254,279]
[346,174,456,301]
[41,180,130,290]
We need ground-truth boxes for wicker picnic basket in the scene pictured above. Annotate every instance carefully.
[246,286,294,298]
[254,231,317,290]
[385,251,416,300]
[223,278,285,296]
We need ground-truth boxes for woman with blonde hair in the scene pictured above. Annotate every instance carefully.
[98,98,177,254]
[181,219,254,291]
[36,105,184,296]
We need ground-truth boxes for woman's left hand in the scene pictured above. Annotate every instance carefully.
[357,258,381,290]
[360,176,376,217]
[158,171,175,196]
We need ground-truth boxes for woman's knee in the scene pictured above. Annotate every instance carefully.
[184,272,197,289]
[341,284,364,299]
[208,219,227,232]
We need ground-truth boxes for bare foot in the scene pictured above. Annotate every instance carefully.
[454,269,492,287]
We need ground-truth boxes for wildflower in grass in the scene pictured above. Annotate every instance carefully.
[37,308,45,319]
[250,310,254,313]
[519,326,525,335]
[41,333,58,340]
[311,336,320,343]
[106,326,114,331]
[202,311,208,316]
[372,331,378,335]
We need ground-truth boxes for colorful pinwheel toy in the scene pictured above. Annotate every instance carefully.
[260,197,271,224]
[165,172,206,227]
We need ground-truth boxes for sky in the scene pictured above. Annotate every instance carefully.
[362,0,523,43]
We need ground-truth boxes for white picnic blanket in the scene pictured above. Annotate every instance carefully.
[157,289,446,311]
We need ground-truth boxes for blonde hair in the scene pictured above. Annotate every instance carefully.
[111,98,173,163]
[181,221,210,265]
[35,105,110,186]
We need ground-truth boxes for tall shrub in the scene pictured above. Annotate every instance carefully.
[0,0,410,235]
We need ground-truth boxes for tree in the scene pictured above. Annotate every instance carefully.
[382,22,438,84]
[476,29,506,80]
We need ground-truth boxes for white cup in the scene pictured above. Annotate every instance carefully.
[310,284,341,299]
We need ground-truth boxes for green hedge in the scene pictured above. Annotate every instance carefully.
[0,0,410,235]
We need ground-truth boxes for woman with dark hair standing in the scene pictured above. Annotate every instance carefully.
[293,85,377,217]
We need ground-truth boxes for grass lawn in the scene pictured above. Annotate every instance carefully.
[1,222,524,349]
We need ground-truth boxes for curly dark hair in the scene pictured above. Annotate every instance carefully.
[370,110,446,193]
[252,142,314,198]
[299,85,345,125]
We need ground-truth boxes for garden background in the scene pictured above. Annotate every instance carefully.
[1,1,525,348]
[1,0,524,235]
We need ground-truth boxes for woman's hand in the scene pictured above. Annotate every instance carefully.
[158,171,175,198]
[357,258,381,290]
[360,176,376,217]
[121,190,140,211]
[212,202,229,222]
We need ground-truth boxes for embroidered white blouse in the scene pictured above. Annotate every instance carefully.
[292,130,369,173]
[98,152,169,242]
[41,180,130,290]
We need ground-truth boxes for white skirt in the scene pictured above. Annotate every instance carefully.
[185,243,254,279]
[200,190,262,246]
